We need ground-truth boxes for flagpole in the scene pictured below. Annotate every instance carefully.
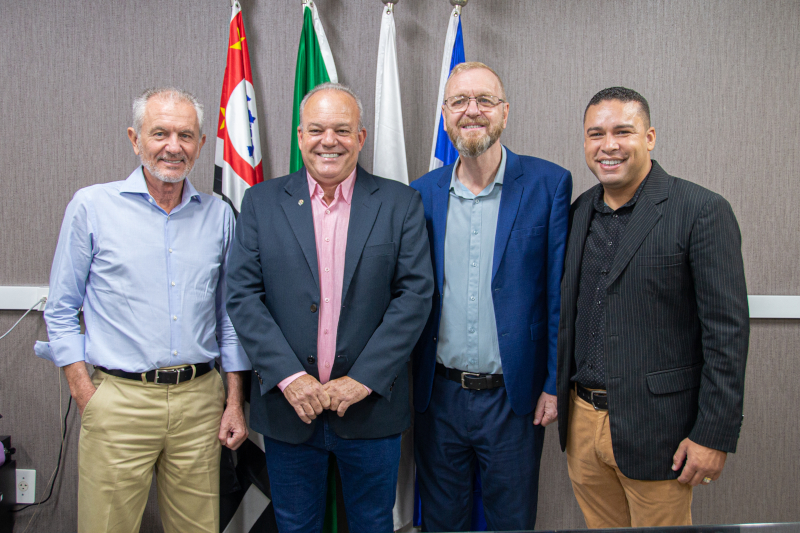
[450,0,468,16]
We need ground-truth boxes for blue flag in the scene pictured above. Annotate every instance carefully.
[428,8,466,171]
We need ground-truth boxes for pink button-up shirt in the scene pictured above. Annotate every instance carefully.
[279,169,369,393]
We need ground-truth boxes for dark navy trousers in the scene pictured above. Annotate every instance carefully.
[263,414,401,533]
[415,373,546,531]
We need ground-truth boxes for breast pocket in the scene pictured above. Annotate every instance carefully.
[362,242,395,259]
[634,252,686,297]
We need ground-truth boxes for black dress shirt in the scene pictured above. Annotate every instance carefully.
[572,177,648,389]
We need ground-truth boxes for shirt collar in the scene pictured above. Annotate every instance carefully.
[593,174,648,214]
[306,167,357,205]
[120,166,202,208]
[449,145,507,199]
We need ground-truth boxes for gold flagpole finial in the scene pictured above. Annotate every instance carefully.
[450,0,467,16]
[381,0,397,13]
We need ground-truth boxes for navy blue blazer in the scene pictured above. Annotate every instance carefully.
[410,147,572,415]
[226,166,434,444]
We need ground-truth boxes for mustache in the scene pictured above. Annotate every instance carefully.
[457,116,490,128]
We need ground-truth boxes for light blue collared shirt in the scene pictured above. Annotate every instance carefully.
[437,146,506,374]
[36,167,250,373]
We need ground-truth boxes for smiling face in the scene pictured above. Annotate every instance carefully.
[584,99,656,197]
[442,68,509,158]
[127,96,205,183]
[297,89,366,188]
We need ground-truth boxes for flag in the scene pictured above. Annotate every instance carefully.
[372,3,408,185]
[290,3,344,532]
[428,6,465,171]
[291,0,338,173]
[213,0,263,215]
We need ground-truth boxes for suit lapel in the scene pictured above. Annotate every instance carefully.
[281,170,319,290]
[492,150,523,281]
[606,162,671,286]
[342,167,381,301]
[432,169,450,295]
[566,191,595,290]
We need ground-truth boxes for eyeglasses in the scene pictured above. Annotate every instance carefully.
[443,95,505,112]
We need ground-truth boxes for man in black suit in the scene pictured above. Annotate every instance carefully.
[226,83,433,533]
[557,87,749,528]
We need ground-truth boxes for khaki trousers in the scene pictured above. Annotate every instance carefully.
[78,368,225,533]
[566,389,692,528]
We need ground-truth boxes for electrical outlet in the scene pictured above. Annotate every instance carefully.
[16,469,35,504]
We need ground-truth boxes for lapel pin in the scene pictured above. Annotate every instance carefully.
[298,199,304,206]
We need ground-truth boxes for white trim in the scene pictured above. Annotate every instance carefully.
[0,288,798,319]
[308,1,338,83]
[747,295,800,319]
[0,287,48,311]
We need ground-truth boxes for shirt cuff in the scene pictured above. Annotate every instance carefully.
[218,344,252,372]
[278,371,308,392]
[363,385,372,395]
[45,334,86,367]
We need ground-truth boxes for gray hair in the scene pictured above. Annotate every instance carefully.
[299,82,364,131]
[132,87,204,136]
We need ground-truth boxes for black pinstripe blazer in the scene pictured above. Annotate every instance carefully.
[556,160,749,480]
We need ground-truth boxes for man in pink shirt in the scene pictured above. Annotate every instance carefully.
[226,83,433,533]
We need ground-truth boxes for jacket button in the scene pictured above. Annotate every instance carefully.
[310,304,318,313]
[433,337,437,342]
[307,356,316,364]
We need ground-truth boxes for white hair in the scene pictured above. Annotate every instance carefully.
[299,82,364,131]
[132,87,204,136]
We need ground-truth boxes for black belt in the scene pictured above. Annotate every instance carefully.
[576,383,608,410]
[96,363,212,385]
[435,363,505,391]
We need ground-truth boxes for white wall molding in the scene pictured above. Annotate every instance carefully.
[747,295,800,319]
[1,287,799,319]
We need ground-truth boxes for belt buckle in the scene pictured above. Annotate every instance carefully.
[590,390,607,410]
[461,372,480,389]
[154,368,180,385]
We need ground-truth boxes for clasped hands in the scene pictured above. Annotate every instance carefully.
[284,374,369,424]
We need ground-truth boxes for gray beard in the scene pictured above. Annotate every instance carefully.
[137,140,192,183]
[454,133,494,158]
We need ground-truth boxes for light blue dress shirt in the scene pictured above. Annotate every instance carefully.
[436,146,506,374]
[36,167,250,373]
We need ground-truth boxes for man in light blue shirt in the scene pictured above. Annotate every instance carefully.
[411,62,572,531]
[37,87,250,533]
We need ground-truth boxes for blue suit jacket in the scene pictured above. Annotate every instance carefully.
[410,147,572,415]
[226,166,434,444]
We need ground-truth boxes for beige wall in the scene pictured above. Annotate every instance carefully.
[1,1,798,531]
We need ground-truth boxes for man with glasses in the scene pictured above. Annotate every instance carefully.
[410,62,572,531]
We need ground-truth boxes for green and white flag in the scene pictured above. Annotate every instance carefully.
[291,0,338,173]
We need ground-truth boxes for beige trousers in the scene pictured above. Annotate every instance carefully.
[77,368,225,533]
[566,389,693,528]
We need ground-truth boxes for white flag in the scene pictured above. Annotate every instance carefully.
[373,4,408,185]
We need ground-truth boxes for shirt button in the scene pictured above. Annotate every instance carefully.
[469,327,475,333]
[474,199,480,204]
[613,214,618,218]
[324,329,328,334]
[325,298,330,303]
[470,295,476,301]
[472,262,477,267]
[168,248,173,253]
[171,282,175,286]
[167,216,170,220]
[325,362,331,368]
[324,267,330,272]
[173,350,178,355]
[173,315,177,321]
[325,210,330,215]
[473,230,478,235]
[608,242,613,246]
[469,359,477,365]
[324,237,330,242]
